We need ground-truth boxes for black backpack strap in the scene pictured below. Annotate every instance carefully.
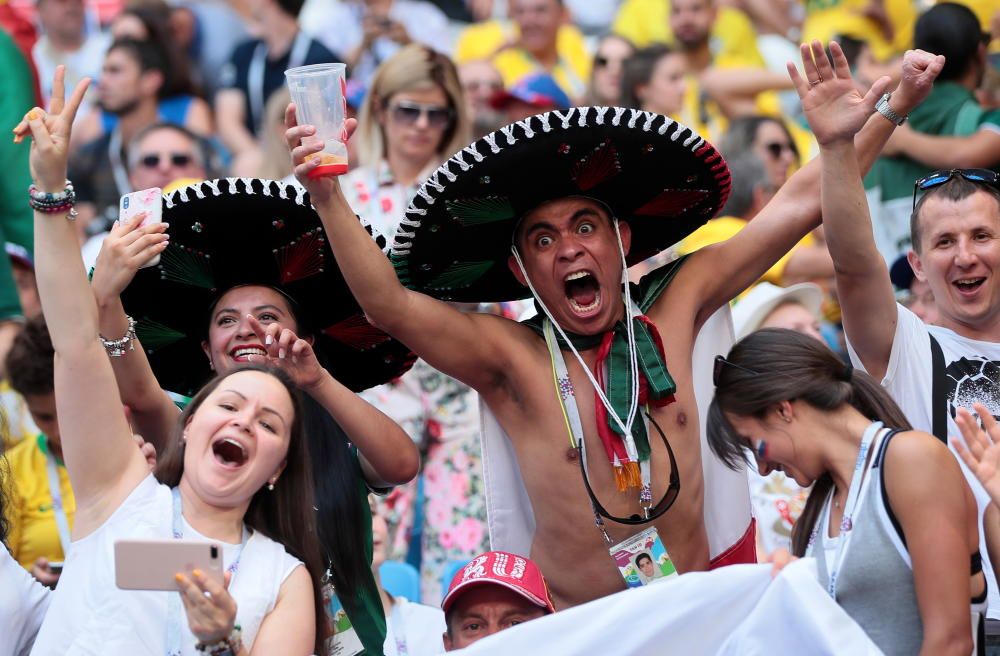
[930,334,948,444]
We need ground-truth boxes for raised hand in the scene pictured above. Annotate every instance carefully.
[893,49,945,115]
[91,212,170,304]
[13,65,90,192]
[787,41,891,146]
[176,569,237,645]
[953,404,1000,507]
[283,103,357,206]
[243,314,326,392]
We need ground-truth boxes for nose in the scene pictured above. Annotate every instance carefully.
[235,315,256,339]
[556,234,585,261]
[756,458,773,477]
[955,237,978,267]
[414,110,430,130]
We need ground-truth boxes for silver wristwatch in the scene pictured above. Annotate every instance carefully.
[875,92,907,125]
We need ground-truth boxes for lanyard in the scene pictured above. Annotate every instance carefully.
[248,32,311,131]
[815,421,884,600]
[390,599,408,655]
[166,487,249,656]
[41,435,72,558]
[108,126,132,198]
[542,318,680,535]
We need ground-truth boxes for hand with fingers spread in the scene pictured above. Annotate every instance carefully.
[953,404,1000,507]
[284,103,358,206]
[787,41,892,146]
[244,315,326,392]
[175,569,238,645]
[14,65,91,192]
[91,212,170,304]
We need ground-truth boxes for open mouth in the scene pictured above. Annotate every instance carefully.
[212,438,249,468]
[954,277,986,294]
[564,270,602,315]
[230,344,266,362]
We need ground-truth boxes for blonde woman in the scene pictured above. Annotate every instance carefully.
[341,43,470,241]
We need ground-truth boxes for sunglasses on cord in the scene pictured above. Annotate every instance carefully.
[389,101,454,129]
[912,168,1000,209]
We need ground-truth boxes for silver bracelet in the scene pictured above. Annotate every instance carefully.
[99,315,137,357]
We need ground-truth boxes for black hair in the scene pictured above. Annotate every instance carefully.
[107,38,170,99]
[915,3,984,82]
[114,4,201,98]
[911,175,1000,252]
[621,45,676,109]
[6,315,54,397]
[708,328,911,556]
[155,363,328,651]
[636,552,653,565]
[275,0,306,19]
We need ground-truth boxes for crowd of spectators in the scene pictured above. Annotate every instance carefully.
[5,0,1000,654]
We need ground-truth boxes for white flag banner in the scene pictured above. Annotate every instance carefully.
[448,559,882,656]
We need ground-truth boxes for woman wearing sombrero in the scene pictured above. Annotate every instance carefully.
[84,178,419,652]
[284,43,941,608]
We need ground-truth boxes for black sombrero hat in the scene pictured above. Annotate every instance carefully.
[390,106,732,302]
[119,178,415,398]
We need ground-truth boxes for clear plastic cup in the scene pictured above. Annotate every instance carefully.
[284,63,349,178]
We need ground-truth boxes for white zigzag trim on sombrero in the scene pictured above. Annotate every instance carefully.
[202,179,222,197]
[390,107,721,258]
[226,177,239,193]
[163,179,310,209]
[239,177,256,194]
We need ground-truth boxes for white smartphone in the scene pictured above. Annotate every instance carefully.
[119,187,164,268]
[114,539,224,591]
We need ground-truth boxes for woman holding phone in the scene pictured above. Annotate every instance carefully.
[16,67,329,654]
[709,328,985,655]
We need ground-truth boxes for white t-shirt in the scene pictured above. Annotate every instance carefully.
[29,475,303,654]
[848,304,1000,618]
[0,545,51,656]
[384,596,446,656]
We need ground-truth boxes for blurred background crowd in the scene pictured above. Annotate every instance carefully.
[2,0,1000,619]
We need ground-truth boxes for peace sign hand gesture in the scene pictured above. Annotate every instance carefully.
[12,65,90,192]
[787,41,891,147]
[954,404,1000,507]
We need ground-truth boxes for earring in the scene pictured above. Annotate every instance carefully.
[267,480,276,491]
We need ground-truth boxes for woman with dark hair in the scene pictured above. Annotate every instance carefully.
[18,69,333,653]
[709,328,985,655]
[585,34,635,106]
[718,115,800,190]
[620,44,687,118]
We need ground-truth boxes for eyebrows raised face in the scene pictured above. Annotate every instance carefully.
[218,388,289,430]
[520,206,609,241]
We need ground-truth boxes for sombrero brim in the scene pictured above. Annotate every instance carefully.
[390,106,731,302]
[119,178,415,398]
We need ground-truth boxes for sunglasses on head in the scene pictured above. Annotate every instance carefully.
[912,168,1000,209]
[389,101,454,128]
[139,152,194,169]
[713,355,763,387]
[763,142,795,159]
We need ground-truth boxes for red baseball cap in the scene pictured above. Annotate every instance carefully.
[442,551,556,614]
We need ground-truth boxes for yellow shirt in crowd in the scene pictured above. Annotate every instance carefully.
[802,0,916,61]
[4,434,75,569]
[454,20,592,101]
[678,216,815,291]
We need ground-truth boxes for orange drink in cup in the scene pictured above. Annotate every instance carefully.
[285,63,349,178]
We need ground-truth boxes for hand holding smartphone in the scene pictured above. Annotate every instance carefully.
[119,188,164,268]
[115,539,224,591]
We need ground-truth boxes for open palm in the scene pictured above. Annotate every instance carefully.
[788,41,891,146]
[954,404,1000,506]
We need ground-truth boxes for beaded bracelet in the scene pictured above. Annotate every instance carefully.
[28,181,78,220]
[98,315,137,357]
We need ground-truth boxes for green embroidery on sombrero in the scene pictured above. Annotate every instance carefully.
[445,196,516,226]
[390,254,414,287]
[323,314,391,350]
[425,260,493,289]
[275,229,326,284]
[135,318,186,351]
[159,243,214,290]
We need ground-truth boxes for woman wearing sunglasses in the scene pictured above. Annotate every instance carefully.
[584,34,635,106]
[709,328,986,655]
[343,44,471,242]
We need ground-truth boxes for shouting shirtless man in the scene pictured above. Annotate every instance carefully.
[287,43,939,608]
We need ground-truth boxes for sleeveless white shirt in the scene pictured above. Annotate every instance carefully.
[30,475,302,655]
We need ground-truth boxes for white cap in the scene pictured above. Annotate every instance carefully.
[731,282,823,340]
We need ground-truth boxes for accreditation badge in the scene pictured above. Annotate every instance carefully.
[609,526,678,588]
[324,583,365,656]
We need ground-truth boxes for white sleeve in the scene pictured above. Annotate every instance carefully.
[1,545,52,656]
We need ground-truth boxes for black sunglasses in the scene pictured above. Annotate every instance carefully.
[764,141,795,160]
[389,101,454,129]
[912,168,1000,209]
[139,152,194,169]
[713,355,764,387]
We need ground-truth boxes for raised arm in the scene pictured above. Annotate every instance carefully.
[679,42,939,327]
[19,68,150,536]
[90,214,178,452]
[245,316,419,487]
[284,106,516,393]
